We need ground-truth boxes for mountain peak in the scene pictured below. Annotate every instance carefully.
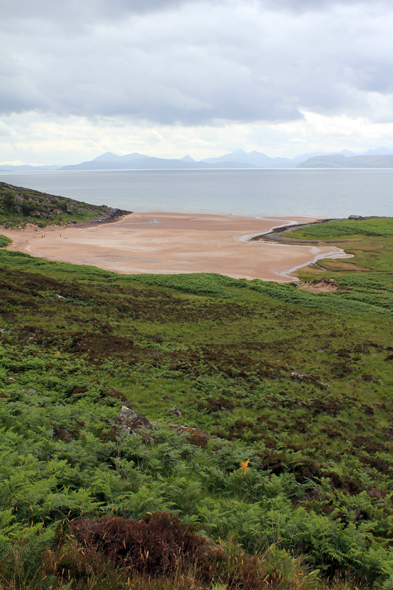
[93,152,120,162]
[340,149,357,157]
[364,147,393,156]
[231,149,248,155]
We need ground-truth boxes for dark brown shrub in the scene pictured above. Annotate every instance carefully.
[70,512,224,578]
[324,471,362,495]
[258,450,288,475]
[53,426,73,442]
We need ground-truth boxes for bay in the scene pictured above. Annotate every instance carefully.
[1,168,392,218]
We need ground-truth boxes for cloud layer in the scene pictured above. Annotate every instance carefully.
[1,0,393,164]
[1,0,393,127]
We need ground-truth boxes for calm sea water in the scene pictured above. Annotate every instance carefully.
[1,169,393,218]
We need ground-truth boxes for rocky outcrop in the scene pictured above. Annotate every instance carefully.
[113,406,155,436]
[112,406,210,448]
[168,406,182,417]
[74,208,131,228]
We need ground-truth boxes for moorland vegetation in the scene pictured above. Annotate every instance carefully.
[0,183,116,228]
[0,205,393,589]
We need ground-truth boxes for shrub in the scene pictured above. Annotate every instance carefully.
[70,512,223,577]
[0,235,11,248]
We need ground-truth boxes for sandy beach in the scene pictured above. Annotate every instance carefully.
[1,212,349,282]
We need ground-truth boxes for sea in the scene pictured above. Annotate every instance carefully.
[1,168,393,219]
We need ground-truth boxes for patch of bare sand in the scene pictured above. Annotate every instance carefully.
[0,212,351,282]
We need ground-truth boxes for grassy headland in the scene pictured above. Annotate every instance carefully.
[1,212,393,588]
[0,182,129,228]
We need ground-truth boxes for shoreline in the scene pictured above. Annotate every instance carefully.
[0,211,350,282]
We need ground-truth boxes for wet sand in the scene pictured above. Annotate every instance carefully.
[0,212,349,282]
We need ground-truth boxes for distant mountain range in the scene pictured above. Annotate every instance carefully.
[59,152,258,171]
[299,153,393,168]
[0,164,61,172]
[1,147,393,171]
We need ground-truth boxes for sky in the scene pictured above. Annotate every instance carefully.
[1,0,393,165]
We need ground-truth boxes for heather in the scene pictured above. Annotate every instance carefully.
[1,216,393,588]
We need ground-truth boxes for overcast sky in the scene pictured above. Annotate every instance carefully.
[1,0,393,164]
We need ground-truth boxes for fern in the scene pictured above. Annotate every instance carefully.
[0,512,57,589]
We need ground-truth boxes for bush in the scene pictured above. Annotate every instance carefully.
[1,190,18,213]
[70,512,221,577]
[0,235,11,248]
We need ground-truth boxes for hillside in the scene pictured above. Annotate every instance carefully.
[0,182,130,228]
[1,217,393,588]
[298,154,393,168]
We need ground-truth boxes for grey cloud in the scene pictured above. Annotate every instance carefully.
[1,0,197,24]
[1,0,393,125]
[261,0,390,10]
[3,0,388,25]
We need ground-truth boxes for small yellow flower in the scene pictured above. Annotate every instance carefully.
[55,351,60,356]
[240,459,250,476]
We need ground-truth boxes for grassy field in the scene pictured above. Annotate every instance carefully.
[1,217,393,588]
[285,217,393,239]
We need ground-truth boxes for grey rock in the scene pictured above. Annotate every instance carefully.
[113,406,155,436]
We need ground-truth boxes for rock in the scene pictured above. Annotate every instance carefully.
[168,406,182,417]
[113,406,155,436]
[30,210,51,219]
[56,294,66,299]
[291,371,327,388]
[291,371,309,380]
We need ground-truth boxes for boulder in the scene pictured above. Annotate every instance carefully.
[113,406,155,436]
[168,406,182,416]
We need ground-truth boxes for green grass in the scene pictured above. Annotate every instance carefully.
[0,235,11,248]
[285,217,393,239]
[2,216,393,588]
